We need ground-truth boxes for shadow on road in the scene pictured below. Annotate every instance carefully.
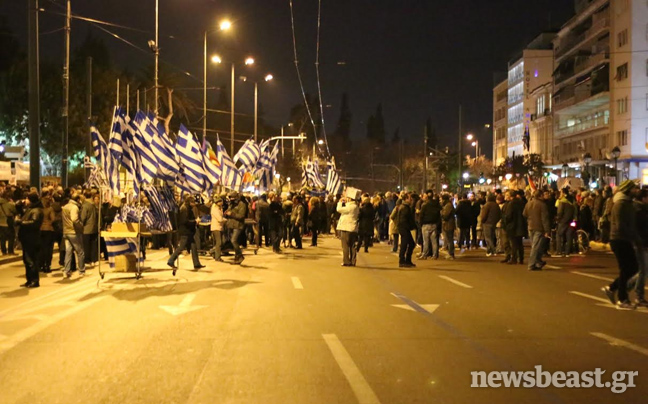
[77,279,260,303]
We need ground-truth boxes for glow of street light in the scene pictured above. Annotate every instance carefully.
[471,141,477,147]
[219,20,232,31]
[466,134,474,141]
[317,139,324,145]
[274,173,281,179]
[245,57,255,66]
[442,184,448,190]
[286,177,291,182]
[264,74,273,82]
[211,55,222,64]
[505,173,513,181]
[462,172,469,179]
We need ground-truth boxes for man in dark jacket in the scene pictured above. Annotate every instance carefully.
[17,192,43,287]
[602,180,640,309]
[225,192,248,263]
[268,193,284,254]
[357,196,375,253]
[480,194,501,257]
[523,191,551,270]
[504,190,525,265]
[397,192,417,267]
[469,193,481,248]
[629,188,648,306]
[455,194,472,250]
[419,190,442,259]
[80,190,98,266]
[255,194,270,248]
[167,195,204,270]
[441,194,456,259]
[556,188,577,257]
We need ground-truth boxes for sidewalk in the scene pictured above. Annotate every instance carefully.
[0,253,22,266]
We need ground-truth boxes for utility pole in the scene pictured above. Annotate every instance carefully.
[230,63,235,155]
[154,0,159,114]
[203,31,207,141]
[126,83,130,115]
[28,0,40,190]
[254,82,258,142]
[458,105,463,193]
[423,124,429,191]
[85,57,92,182]
[399,139,404,190]
[61,0,71,188]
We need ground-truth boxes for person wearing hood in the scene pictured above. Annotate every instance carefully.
[16,192,44,287]
[555,188,577,257]
[337,195,359,266]
[602,180,641,310]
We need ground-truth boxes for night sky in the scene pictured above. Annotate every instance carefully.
[1,0,575,157]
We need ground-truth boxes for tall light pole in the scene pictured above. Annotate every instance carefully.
[203,19,230,141]
[254,74,273,142]
[28,0,41,189]
[471,140,479,158]
[583,152,592,185]
[611,146,621,186]
[154,0,158,114]
[230,56,254,154]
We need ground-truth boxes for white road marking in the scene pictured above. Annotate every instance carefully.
[569,291,612,304]
[571,271,614,282]
[322,334,381,404]
[391,304,439,313]
[159,293,208,316]
[291,277,303,289]
[544,264,562,270]
[0,297,107,355]
[438,275,473,289]
[591,332,648,357]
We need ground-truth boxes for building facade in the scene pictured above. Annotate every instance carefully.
[493,79,508,165]
[506,34,555,158]
[553,0,648,184]
[529,82,555,164]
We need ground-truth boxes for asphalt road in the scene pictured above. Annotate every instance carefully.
[0,235,647,404]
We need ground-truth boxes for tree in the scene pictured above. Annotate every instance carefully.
[495,153,544,176]
[330,92,352,159]
[372,103,386,145]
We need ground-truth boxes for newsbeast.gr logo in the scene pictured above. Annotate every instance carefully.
[471,366,638,394]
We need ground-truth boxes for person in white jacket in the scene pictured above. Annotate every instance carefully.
[210,197,226,262]
[337,197,359,266]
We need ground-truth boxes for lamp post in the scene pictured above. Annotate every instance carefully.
[203,20,231,141]
[611,146,621,186]
[254,74,273,142]
[228,57,255,154]
[582,152,592,185]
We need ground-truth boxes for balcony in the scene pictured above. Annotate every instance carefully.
[556,16,609,62]
[574,51,608,75]
[555,114,609,139]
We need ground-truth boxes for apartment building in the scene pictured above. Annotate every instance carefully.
[529,82,555,164]
[492,79,508,165]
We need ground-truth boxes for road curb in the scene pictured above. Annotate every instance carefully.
[0,255,22,266]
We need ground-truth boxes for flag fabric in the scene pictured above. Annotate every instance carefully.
[201,139,221,193]
[312,160,325,188]
[301,162,308,188]
[254,140,279,192]
[304,158,325,189]
[142,185,173,232]
[104,237,141,269]
[90,124,119,194]
[132,112,158,185]
[109,113,140,195]
[108,107,124,160]
[175,124,206,193]
[216,136,242,191]
[234,139,261,172]
[326,158,342,195]
[137,111,178,186]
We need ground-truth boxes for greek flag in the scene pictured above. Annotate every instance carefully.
[110,114,140,195]
[234,139,261,172]
[201,139,221,193]
[132,112,158,185]
[254,141,279,192]
[137,112,178,186]
[305,158,325,189]
[216,136,242,191]
[175,125,206,193]
[301,163,307,188]
[108,106,124,159]
[104,236,141,269]
[326,158,342,195]
[90,124,119,194]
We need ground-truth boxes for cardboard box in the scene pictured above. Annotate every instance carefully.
[111,222,148,233]
[344,187,362,201]
[112,253,138,272]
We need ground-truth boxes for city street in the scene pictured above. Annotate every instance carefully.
[1,236,647,404]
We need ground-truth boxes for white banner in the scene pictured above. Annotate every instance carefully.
[14,162,29,182]
[0,161,10,180]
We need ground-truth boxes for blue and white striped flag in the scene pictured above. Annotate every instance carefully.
[301,163,308,188]
[104,236,141,269]
[90,124,119,194]
[305,158,325,189]
[216,136,242,191]
[108,106,124,160]
[176,125,206,193]
[132,112,158,185]
[234,139,261,172]
[201,139,221,193]
[136,111,178,186]
[326,158,342,195]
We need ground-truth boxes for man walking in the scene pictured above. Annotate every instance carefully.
[225,192,247,264]
[419,190,442,260]
[480,194,501,257]
[168,195,204,270]
[523,190,551,271]
[441,194,456,260]
[62,191,86,278]
[17,192,43,288]
[504,190,525,265]
[397,192,417,268]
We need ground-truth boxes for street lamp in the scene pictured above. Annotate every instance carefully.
[462,172,469,180]
[562,163,569,178]
[203,20,231,141]
[317,139,324,145]
[254,72,272,142]
[611,146,621,186]
[228,56,255,154]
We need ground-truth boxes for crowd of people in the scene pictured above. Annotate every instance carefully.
[1,180,647,311]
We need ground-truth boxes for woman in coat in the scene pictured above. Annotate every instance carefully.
[357,196,375,253]
[337,197,359,266]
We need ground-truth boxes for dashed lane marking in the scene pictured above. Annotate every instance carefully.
[291,277,304,289]
[591,332,648,357]
[569,291,612,304]
[322,334,381,404]
[438,275,473,289]
[571,271,615,282]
